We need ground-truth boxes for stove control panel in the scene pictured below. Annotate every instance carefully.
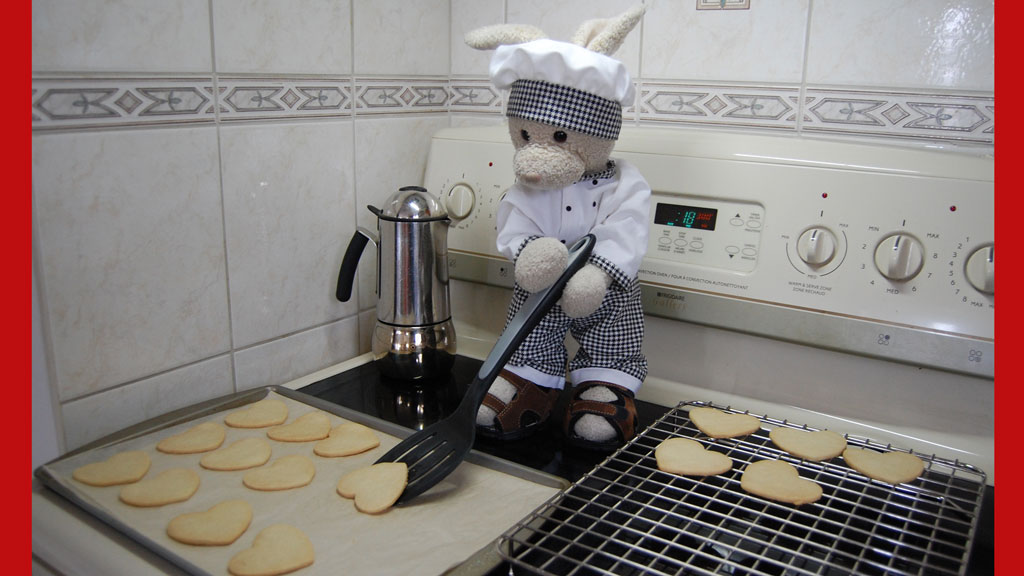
[423,125,994,378]
[647,196,763,273]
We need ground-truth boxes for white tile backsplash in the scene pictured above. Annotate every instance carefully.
[358,309,376,354]
[450,0,504,76]
[807,0,994,91]
[61,355,234,450]
[219,120,358,348]
[213,0,353,75]
[31,0,994,456]
[32,0,212,73]
[641,0,809,82]
[233,316,360,391]
[33,127,231,401]
[353,115,452,226]
[353,0,451,75]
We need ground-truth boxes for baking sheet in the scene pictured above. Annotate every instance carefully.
[36,387,567,576]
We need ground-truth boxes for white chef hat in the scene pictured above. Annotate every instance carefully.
[490,39,634,140]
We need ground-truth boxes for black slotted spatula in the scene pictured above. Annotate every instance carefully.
[376,234,596,504]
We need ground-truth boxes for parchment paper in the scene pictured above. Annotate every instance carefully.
[39,391,563,576]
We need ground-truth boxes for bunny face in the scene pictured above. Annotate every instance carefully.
[508,117,616,190]
[466,5,645,191]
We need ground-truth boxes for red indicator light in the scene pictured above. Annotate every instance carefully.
[950,205,957,212]
[821,193,828,198]
[488,162,493,167]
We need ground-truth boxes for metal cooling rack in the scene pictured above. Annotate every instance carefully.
[498,401,987,576]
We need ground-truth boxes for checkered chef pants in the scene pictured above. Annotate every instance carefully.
[504,272,647,389]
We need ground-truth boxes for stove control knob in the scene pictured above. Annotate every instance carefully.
[795,227,836,266]
[874,234,924,281]
[445,183,475,220]
[964,244,994,294]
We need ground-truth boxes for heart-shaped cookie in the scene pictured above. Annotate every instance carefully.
[166,499,253,546]
[267,411,331,442]
[842,447,924,485]
[313,422,380,457]
[228,524,314,576]
[689,406,761,439]
[157,421,227,454]
[201,437,273,471]
[655,438,732,476]
[337,462,408,514]
[72,450,151,487]
[119,468,200,507]
[242,454,316,491]
[225,399,289,429]
[741,460,822,505]
[770,427,847,462]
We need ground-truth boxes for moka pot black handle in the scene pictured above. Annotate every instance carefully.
[336,221,379,302]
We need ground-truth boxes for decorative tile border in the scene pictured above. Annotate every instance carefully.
[638,82,800,131]
[32,76,994,146]
[32,77,216,130]
[801,87,993,144]
[353,77,449,115]
[216,77,352,121]
[635,81,994,144]
[448,79,503,114]
[31,76,450,129]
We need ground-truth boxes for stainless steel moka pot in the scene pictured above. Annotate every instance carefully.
[336,186,456,381]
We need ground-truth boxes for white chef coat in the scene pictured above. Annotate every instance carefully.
[496,158,651,283]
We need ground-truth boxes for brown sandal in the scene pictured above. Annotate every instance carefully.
[477,369,561,440]
[563,381,638,451]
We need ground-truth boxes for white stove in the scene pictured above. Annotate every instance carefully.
[425,123,994,484]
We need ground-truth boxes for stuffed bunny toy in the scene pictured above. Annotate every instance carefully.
[466,5,651,450]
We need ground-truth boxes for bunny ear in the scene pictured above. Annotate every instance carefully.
[570,4,645,55]
[465,24,547,50]
[570,18,610,48]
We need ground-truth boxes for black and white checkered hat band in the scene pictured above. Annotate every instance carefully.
[507,79,623,140]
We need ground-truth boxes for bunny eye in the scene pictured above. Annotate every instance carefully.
[520,129,530,142]
[553,131,568,143]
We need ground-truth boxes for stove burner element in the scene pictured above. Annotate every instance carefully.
[498,401,987,576]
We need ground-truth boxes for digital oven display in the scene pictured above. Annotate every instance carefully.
[654,203,718,230]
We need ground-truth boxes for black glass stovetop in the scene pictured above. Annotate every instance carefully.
[298,354,669,484]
